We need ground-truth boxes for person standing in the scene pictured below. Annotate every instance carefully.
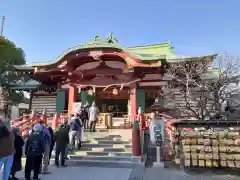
[10,128,24,180]
[68,113,82,150]
[77,112,83,148]
[39,120,51,174]
[89,102,99,132]
[54,124,69,167]
[29,124,35,135]
[0,119,15,180]
[48,127,55,163]
[63,119,70,159]
[82,105,89,129]
[24,123,45,180]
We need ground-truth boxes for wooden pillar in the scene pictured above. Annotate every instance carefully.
[80,91,88,106]
[52,111,60,130]
[30,108,36,123]
[130,87,137,121]
[42,108,47,126]
[68,85,77,115]
[29,90,33,110]
[130,85,141,156]
[136,88,145,111]
[56,90,66,111]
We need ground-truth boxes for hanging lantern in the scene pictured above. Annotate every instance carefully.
[88,89,94,96]
[112,88,118,95]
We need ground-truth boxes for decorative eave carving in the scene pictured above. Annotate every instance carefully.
[88,51,103,60]
[58,60,68,68]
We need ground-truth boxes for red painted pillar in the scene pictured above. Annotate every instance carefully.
[68,85,77,115]
[52,111,60,130]
[30,108,36,123]
[42,108,47,126]
[130,85,141,156]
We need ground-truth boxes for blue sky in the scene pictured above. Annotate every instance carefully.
[1,0,239,63]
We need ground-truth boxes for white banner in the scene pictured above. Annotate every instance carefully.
[149,117,165,146]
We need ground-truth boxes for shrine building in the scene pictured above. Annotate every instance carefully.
[11,34,216,125]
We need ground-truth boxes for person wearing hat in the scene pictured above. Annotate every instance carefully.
[24,123,45,180]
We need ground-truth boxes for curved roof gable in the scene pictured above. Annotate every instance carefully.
[16,33,174,67]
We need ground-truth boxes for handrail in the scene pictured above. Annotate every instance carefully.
[12,114,31,122]
[10,109,69,138]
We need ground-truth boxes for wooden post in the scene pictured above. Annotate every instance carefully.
[30,108,36,123]
[132,120,141,156]
[68,86,77,115]
[29,90,33,110]
[138,108,145,156]
[52,111,60,130]
[130,85,141,156]
[42,108,47,126]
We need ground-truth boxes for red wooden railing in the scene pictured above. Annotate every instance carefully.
[11,109,68,138]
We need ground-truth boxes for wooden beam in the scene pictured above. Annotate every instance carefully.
[138,81,168,86]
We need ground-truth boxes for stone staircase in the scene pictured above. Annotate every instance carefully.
[67,129,141,168]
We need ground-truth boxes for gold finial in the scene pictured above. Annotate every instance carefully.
[107,32,118,43]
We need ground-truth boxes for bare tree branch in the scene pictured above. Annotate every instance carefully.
[166,54,240,120]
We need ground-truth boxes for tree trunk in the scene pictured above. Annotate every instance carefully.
[0,86,10,127]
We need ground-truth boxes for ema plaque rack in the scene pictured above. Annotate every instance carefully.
[172,120,240,168]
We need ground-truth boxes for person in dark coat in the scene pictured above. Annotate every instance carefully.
[54,124,69,167]
[83,105,89,129]
[63,119,70,132]
[48,127,55,164]
[63,119,70,159]
[24,123,45,180]
[10,128,24,180]
[68,114,82,150]
[0,120,15,180]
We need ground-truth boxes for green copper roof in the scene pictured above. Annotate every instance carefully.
[9,80,46,89]
[14,33,216,69]
[17,33,174,67]
[167,54,217,63]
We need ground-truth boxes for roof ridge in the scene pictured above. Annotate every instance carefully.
[127,42,172,49]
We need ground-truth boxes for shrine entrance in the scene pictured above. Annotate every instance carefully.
[94,87,129,128]
[96,87,128,116]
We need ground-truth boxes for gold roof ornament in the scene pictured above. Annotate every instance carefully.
[107,32,118,43]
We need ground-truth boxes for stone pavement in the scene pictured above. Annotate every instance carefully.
[128,165,240,180]
[2,165,240,180]
[0,166,132,180]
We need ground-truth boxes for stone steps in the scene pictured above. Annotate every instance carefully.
[82,138,132,144]
[96,140,131,144]
[68,155,140,162]
[68,129,140,168]
[51,159,140,168]
[80,147,132,152]
[81,143,132,148]
[74,151,132,156]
